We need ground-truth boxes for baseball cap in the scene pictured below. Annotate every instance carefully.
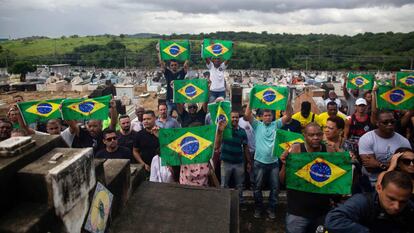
[355,98,367,106]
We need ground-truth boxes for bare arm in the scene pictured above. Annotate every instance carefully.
[214,121,225,151]
[244,104,253,124]
[201,102,208,113]
[133,147,150,171]
[243,144,252,172]
[109,99,118,130]
[370,84,378,125]
[400,110,414,129]
[343,75,350,99]
[279,143,301,185]
[176,103,184,115]
[66,120,80,136]
[13,106,35,135]
[156,42,166,71]
[183,60,189,73]
[344,118,351,139]
[281,91,293,125]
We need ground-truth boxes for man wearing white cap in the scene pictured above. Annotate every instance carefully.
[344,98,374,140]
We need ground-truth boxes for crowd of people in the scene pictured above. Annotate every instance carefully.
[0,58,413,233]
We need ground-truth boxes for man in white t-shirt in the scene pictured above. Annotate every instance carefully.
[206,57,229,103]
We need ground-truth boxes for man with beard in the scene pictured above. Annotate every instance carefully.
[155,103,180,129]
[116,115,140,163]
[359,110,411,188]
[131,106,145,132]
[215,110,252,203]
[68,99,118,154]
[96,128,133,161]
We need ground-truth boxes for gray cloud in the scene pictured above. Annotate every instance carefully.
[0,0,413,38]
[118,0,414,13]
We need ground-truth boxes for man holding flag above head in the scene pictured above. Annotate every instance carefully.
[244,86,292,219]
[157,40,189,116]
[202,39,233,103]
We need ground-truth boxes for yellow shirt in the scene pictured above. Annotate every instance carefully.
[316,112,347,127]
[292,112,317,128]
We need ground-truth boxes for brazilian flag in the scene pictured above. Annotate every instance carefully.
[173,79,208,103]
[396,72,414,89]
[61,95,111,120]
[208,101,232,139]
[286,152,352,194]
[377,85,414,110]
[250,85,288,110]
[17,98,64,124]
[202,39,233,60]
[273,129,304,158]
[376,79,393,87]
[347,73,374,90]
[159,40,190,61]
[159,125,216,166]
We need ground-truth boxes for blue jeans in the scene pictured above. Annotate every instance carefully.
[166,99,177,116]
[209,90,226,103]
[286,213,322,233]
[221,161,245,203]
[253,160,279,212]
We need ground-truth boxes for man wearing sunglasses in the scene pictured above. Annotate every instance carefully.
[359,110,412,188]
[177,102,208,128]
[96,128,134,161]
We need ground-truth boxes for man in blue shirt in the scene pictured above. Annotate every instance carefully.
[245,93,292,219]
[155,103,181,129]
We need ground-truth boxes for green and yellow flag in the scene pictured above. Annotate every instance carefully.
[286,152,352,194]
[61,95,111,120]
[202,39,233,60]
[250,85,288,110]
[377,85,414,110]
[17,98,64,124]
[208,101,232,138]
[159,40,190,61]
[160,125,216,166]
[396,72,414,89]
[273,129,304,158]
[347,73,374,90]
[173,79,209,103]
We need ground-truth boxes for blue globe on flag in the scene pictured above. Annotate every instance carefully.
[212,44,223,54]
[79,102,95,113]
[390,89,405,103]
[180,136,200,155]
[185,86,197,97]
[36,103,53,114]
[169,45,180,56]
[309,162,331,182]
[263,90,276,103]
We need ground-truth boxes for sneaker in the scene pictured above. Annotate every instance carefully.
[266,209,276,219]
[253,209,261,218]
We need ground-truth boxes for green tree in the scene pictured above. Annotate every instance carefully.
[8,61,36,82]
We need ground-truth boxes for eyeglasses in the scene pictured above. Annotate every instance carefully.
[379,120,396,125]
[400,158,414,166]
[105,137,117,141]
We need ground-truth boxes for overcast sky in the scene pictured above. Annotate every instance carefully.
[1,0,413,38]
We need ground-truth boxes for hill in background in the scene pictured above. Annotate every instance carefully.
[0,31,413,70]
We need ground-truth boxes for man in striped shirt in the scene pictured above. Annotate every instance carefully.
[215,110,252,203]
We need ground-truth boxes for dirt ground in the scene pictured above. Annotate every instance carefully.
[240,200,286,233]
